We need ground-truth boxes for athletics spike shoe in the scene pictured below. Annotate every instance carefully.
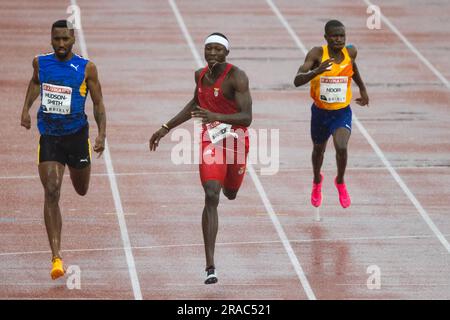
[311,173,323,207]
[335,177,351,208]
[50,257,65,280]
[204,267,218,285]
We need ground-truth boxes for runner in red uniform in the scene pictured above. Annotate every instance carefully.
[149,33,252,284]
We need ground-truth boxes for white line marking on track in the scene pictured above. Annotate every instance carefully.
[1,165,448,180]
[336,283,450,287]
[1,233,448,257]
[362,0,450,90]
[70,0,142,300]
[266,0,450,254]
[168,0,316,300]
[265,0,309,54]
[354,121,450,253]
[164,283,281,287]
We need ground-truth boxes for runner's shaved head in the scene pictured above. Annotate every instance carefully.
[52,20,74,35]
[325,20,345,35]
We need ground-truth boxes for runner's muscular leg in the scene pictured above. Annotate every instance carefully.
[39,161,65,260]
[202,180,222,269]
[333,127,351,184]
[68,165,91,196]
[222,159,248,200]
[312,141,328,183]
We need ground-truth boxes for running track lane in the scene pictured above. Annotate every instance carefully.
[262,0,450,298]
[74,0,310,299]
[0,0,449,299]
[165,0,449,299]
[0,0,136,299]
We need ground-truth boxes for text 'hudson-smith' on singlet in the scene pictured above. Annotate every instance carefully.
[310,45,354,111]
[37,52,89,136]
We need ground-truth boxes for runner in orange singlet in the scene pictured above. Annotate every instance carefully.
[294,20,369,209]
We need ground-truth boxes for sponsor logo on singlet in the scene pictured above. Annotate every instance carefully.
[319,76,348,103]
[42,83,72,115]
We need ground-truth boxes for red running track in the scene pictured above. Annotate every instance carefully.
[0,0,449,299]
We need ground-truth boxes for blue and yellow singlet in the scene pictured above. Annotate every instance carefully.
[37,53,89,136]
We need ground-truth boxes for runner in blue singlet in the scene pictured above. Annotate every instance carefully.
[20,20,107,280]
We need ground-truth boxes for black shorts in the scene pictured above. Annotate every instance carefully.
[38,125,91,169]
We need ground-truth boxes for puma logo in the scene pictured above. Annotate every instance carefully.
[70,64,79,71]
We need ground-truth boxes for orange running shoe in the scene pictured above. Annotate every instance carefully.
[50,258,65,280]
[311,173,323,207]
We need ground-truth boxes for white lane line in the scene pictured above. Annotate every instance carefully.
[355,122,450,253]
[362,0,450,90]
[71,0,142,300]
[2,165,449,180]
[265,0,308,54]
[247,166,316,299]
[1,233,448,257]
[168,0,203,64]
[336,283,450,287]
[168,0,316,300]
[266,0,450,254]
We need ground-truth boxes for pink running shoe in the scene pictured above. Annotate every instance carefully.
[311,174,323,207]
[335,177,351,208]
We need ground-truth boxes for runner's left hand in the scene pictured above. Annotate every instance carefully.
[149,127,169,151]
[94,135,105,158]
[356,89,369,106]
[191,107,218,124]
[21,111,31,130]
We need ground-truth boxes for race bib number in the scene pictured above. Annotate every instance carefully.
[42,83,72,115]
[206,121,234,144]
[319,76,348,103]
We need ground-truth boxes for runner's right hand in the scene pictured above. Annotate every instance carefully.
[149,127,169,151]
[312,58,334,75]
[21,111,31,130]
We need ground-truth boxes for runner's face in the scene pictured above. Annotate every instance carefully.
[51,28,75,60]
[204,43,228,68]
[325,26,346,51]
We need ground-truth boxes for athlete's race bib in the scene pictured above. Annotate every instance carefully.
[319,76,348,103]
[41,83,72,115]
[206,121,235,144]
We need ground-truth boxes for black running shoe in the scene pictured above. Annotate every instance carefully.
[204,267,218,285]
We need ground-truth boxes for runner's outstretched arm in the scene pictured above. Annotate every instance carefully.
[347,46,369,106]
[20,57,40,130]
[149,70,201,151]
[86,62,106,156]
[166,96,198,130]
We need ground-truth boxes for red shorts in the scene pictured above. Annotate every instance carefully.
[199,130,249,191]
